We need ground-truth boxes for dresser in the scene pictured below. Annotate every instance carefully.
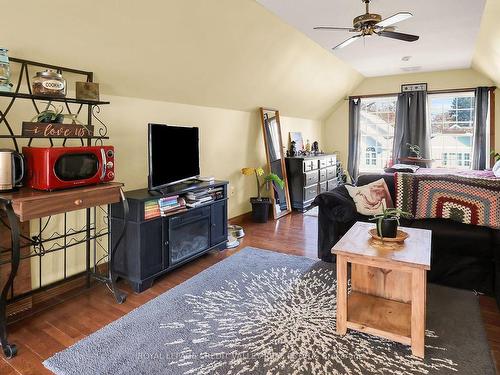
[285,154,338,212]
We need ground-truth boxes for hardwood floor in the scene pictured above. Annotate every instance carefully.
[1,211,499,374]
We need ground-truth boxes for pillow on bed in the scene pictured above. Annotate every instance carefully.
[345,178,394,216]
[493,160,500,177]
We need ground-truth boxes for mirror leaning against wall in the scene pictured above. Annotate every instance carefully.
[259,107,291,219]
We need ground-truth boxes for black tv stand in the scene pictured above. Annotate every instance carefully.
[110,180,228,292]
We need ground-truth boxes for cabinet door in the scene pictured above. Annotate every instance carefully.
[211,200,227,246]
[140,219,164,278]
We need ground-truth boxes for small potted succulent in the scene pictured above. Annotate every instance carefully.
[370,208,412,238]
[241,167,284,223]
[406,143,421,159]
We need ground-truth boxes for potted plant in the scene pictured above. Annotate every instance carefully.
[491,150,500,162]
[241,167,284,223]
[370,208,412,238]
[406,143,421,159]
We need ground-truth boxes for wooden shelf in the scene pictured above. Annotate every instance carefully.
[0,91,110,106]
[0,135,109,140]
[0,183,123,222]
[347,291,411,345]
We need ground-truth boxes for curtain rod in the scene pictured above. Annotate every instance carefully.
[347,86,497,100]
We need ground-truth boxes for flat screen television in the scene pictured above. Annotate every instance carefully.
[148,123,200,190]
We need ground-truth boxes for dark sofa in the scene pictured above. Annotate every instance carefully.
[314,173,500,303]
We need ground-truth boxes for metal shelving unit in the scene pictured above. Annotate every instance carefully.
[0,57,128,360]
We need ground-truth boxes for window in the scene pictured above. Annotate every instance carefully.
[429,92,475,169]
[359,96,397,172]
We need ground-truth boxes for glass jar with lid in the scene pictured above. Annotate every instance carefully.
[32,70,66,97]
[0,48,11,92]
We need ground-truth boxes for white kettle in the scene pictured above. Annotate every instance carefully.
[0,149,25,192]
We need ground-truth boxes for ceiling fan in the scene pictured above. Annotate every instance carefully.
[314,0,419,50]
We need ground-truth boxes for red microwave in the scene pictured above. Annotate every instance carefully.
[23,146,115,191]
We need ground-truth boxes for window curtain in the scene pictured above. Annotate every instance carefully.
[348,98,361,183]
[392,91,430,163]
[472,87,490,170]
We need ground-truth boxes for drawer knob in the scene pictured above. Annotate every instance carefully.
[74,199,83,206]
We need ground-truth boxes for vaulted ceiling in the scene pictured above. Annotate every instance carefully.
[257,0,486,77]
[2,0,362,120]
[2,0,498,121]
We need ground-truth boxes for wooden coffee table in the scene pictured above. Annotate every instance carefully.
[332,221,431,358]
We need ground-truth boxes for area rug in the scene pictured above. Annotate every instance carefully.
[44,247,494,375]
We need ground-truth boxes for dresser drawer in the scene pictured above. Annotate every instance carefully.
[319,158,327,169]
[327,178,339,191]
[303,160,315,172]
[326,155,337,167]
[319,181,327,193]
[319,168,327,182]
[304,170,319,186]
[326,166,337,180]
[303,185,318,202]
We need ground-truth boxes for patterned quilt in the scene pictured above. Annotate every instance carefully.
[395,172,500,229]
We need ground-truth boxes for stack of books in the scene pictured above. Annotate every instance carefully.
[159,196,186,216]
[144,199,161,220]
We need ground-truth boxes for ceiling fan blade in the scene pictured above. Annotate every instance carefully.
[333,35,362,50]
[377,30,419,42]
[314,26,356,32]
[376,12,413,28]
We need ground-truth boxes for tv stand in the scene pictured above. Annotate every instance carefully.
[110,180,228,292]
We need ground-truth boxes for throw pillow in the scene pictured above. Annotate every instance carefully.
[345,178,394,216]
[493,160,500,177]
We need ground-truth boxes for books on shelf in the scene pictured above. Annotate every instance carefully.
[144,199,161,220]
[144,196,188,220]
[144,186,224,220]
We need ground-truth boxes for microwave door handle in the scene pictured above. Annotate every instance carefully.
[100,148,106,180]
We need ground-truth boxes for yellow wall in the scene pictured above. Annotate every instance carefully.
[102,95,323,218]
[2,0,362,120]
[324,69,498,165]
[1,0,358,286]
[473,0,500,89]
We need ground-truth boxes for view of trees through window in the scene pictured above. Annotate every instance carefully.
[357,92,476,172]
[429,92,475,168]
[359,97,397,172]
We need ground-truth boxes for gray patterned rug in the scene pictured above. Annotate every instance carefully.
[44,247,494,375]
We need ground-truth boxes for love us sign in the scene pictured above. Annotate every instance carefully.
[22,122,94,138]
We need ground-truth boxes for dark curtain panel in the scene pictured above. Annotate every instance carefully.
[472,87,490,170]
[392,91,430,163]
[348,98,361,183]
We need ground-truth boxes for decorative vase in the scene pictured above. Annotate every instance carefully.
[377,218,398,238]
[250,197,271,223]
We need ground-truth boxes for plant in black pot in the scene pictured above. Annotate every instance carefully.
[370,208,412,238]
[241,167,284,223]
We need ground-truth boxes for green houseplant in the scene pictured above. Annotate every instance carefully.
[491,150,500,162]
[241,167,284,223]
[370,208,412,238]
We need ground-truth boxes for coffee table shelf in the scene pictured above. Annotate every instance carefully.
[347,291,411,345]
